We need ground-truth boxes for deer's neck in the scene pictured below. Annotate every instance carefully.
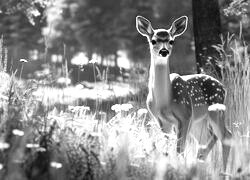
[149,55,172,108]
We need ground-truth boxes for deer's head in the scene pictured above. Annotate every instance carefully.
[136,15,188,60]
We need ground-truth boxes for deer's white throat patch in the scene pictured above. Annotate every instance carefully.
[154,56,169,65]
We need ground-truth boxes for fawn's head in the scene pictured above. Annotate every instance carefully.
[136,15,188,60]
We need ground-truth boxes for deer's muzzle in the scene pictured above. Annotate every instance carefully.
[159,48,169,57]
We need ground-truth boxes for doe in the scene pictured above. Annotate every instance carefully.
[136,15,232,169]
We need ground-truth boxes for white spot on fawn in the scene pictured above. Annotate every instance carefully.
[208,104,226,111]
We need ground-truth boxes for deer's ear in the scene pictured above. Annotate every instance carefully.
[169,16,188,38]
[136,16,154,37]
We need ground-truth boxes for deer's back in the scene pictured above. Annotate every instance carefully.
[171,74,225,107]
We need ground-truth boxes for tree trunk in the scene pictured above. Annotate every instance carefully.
[114,52,118,67]
[192,0,222,77]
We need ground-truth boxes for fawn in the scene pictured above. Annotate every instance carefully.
[136,15,232,169]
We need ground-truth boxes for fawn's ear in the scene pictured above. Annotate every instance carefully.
[136,16,154,37]
[169,16,188,38]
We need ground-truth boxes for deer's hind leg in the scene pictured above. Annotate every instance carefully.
[197,126,218,160]
[208,110,232,170]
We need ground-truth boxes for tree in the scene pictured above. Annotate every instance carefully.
[118,0,154,63]
[53,0,124,65]
[192,0,222,76]
[0,0,47,72]
[155,0,194,74]
[52,0,155,65]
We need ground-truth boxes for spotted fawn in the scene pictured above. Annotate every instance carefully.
[136,15,232,169]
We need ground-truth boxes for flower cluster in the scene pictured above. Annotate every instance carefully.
[111,103,133,113]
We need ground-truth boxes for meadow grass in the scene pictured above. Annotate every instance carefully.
[0,71,219,180]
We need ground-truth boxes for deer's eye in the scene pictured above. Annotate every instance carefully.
[151,40,156,45]
[169,40,174,45]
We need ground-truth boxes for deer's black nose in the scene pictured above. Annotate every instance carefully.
[159,49,169,57]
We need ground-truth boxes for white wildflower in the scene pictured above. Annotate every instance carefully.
[89,59,98,64]
[26,143,40,148]
[0,163,3,170]
[0,142,10,150]
[20,59,28,63]
[12,129,25,136]
[50,161,63,169]
[111,103,133,112]
[120,103,133,112]
[57,77,71,85]
[37,147,46,152]
[137,108,148,116]
[111,104,122,112]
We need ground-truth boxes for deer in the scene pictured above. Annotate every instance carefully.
[136,15,232,169]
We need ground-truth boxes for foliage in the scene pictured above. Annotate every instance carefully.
[0,0,49,25]
[223,0,249,17]
[0,2,47,49]
[52,0,155,63]
[222,0,250,44]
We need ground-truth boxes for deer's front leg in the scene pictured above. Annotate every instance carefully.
[147,96,173,133]
[146,93,157,119]
[173,105,192,154]
[146,95,162,128]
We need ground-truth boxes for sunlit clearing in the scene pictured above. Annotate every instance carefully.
[71,52,89,66]
[33,82,138,107]
[117,50,131,69]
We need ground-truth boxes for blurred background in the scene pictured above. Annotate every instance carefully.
[0,0,249,79]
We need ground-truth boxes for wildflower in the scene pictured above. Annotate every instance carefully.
[121,103,133,112]
[68,105,75,111]
[36,147,46,152]
[68,105,90,112]
[233,122,241,128]
[12,129,24,136]
[111,103,133,113]
[26,143,40,148]
[0,142,9,149]
[111,104,121,112]
[50,161,63,169]
[0,94,8,101]
[0,164,3,170]
[19,59,28,63]
[89,59,98,64]
[137,108,148,116]
[57,77,71,85]
[82,106,90,111]
[75,84,84,89]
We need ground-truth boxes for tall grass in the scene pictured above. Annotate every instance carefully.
[214,34,250,133]
[213,34,250,177]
